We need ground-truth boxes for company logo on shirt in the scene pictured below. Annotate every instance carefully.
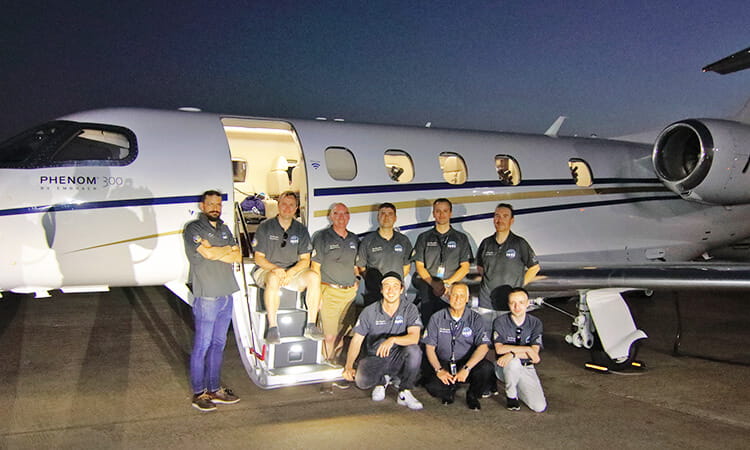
[462,327,473,338]
[375,319,387,326]
[447,241,457,249]
[394,315,404,325]
[221,231,228,240]
[290,235,300,245]
[349,241,357,250]
[505,249,517,259]
[394,244,403,253]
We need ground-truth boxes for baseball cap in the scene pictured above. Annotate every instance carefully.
[381,271,403,285]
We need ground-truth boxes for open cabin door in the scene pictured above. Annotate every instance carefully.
[222,117,308,227]
[220,118,340,388]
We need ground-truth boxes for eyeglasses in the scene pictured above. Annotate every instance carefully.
[280,232,288,248]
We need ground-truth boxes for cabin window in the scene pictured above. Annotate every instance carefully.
[494,155,521,185]
[51,128,132,162]
[439,152,467,185]
[569,158,593,187]
[384,149,414,183]
[0,120,137,168]
[325,147,357,181]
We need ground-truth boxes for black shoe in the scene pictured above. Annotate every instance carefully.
[481,389,498,399]
[266,326,281,344]
[467,393,481,410]
[192,391,217,412]
[506,396,521,411]
[441,393,455,405]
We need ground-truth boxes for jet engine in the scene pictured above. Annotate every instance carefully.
[652,119,750,205]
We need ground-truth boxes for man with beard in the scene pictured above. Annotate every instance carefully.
[183,190,242,411]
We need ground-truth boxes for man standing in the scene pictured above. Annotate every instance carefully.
[342,272,424,410]
[183,190,242,412]
[252,191,323,344]
[311,203,359,365]
[412,198,472,323]
[423,283,494,410]
[493,288,547,412]
[476,203,540,330]
[356,202,412,306]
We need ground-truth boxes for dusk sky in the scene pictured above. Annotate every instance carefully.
[2,1,748,141]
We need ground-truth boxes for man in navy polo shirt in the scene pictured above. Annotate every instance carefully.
[183,190,242,412]
[476,203,540,331]
[423,283,494,410]
[252,191,323,344]
[356,202,412,306]
[342,272,424,410]
[412,198,472,324]
[493,287,547,412]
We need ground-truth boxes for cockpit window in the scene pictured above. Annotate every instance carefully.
[0,120,137,168]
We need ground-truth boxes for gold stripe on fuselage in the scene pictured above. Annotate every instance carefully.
[312,185,668,217]
[66,230,183,254]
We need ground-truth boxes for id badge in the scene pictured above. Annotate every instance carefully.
[436,265,445,278]
[449,362,457,375]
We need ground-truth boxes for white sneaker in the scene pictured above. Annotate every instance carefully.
[397,389,423,410]
[371,385,386,402]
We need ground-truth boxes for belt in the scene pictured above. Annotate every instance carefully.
[322,282,356,289]
[521,360,534,367]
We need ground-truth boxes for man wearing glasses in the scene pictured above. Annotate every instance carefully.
[493,287,547,412]
[252,190,323,344]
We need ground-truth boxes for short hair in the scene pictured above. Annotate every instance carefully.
[378,202,396,213]
[200,190,223,202]
[508,287,529,299]
[495,203,515,217]
[328,202,348,216]
[279,190,299,206]
[433,198,452,211]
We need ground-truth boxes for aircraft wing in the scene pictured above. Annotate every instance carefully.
[702,46,750,74]
[527,262,750,291]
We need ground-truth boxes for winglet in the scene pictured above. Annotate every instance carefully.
[544,116,567,137]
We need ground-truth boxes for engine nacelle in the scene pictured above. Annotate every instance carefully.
[653,119,750,205]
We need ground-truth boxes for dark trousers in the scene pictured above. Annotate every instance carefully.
[355,345,422,391]
[423,357,494,400]
[412,276,448,325]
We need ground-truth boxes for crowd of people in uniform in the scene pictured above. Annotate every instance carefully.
[183,190,547,413]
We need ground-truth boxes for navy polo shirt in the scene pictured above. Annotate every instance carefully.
[183,214,240,298]
[423,307,490,361]
[412,227,472,279]
[353,300,422,356]
[252,217,312,269]
[476,231,538,309]
[312,226,359,286]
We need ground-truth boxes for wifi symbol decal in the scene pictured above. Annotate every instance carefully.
[311,161,321,169]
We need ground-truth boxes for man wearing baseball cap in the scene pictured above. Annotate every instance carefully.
[342,271,424,410]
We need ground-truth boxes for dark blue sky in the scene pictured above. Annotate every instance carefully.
[1,1,748,141]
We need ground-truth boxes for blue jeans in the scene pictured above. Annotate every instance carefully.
[190,295,234,393]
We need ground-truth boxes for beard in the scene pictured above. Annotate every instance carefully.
[205,211,221,220]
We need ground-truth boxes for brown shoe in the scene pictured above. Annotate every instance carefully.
[210,387,240,404]
[192,391,217,411]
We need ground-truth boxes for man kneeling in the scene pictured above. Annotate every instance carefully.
[493,288,547,412]
[423,283,494,410]
[342,272,424,410]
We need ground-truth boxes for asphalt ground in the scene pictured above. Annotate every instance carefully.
[1,287,748,449]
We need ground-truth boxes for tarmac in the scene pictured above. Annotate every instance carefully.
[1,287,749,449]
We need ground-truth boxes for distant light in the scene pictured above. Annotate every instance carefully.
[333,118,345,122]
[178,107,202,112]
[315,117,327,121]
[425,122,432,128]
